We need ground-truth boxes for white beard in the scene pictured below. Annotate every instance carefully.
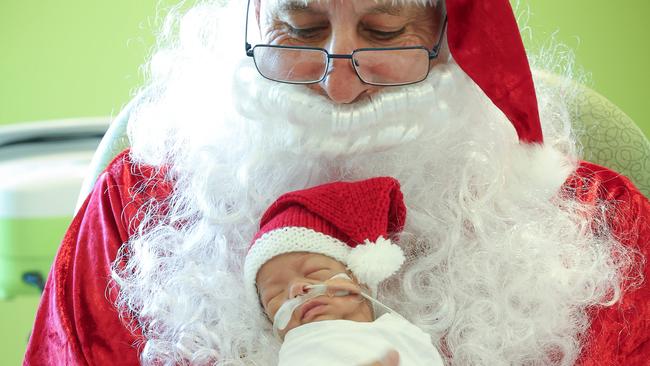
[114,2,635,365]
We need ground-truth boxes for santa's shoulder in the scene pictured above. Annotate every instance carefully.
[102,149,167,187]
[564,160,649,206]
[92,148,173,233]
[570,161,650,366]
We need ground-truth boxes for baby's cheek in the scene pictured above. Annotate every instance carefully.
[335,296,364,314]
[346,298,374,321]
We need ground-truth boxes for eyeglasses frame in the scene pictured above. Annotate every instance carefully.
[243,0,448,87]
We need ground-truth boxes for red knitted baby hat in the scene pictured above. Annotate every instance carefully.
[244,177,407,294]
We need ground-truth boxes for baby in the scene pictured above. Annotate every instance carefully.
[244,177,444,366]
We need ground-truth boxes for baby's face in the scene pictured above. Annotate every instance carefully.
[256,252,373,338]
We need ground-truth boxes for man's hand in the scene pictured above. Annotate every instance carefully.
[362,350,400,366]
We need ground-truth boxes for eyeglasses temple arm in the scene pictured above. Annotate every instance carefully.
[245,0,254,57]
[429,16,448,60]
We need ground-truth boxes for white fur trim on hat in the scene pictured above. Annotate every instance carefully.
[347,236,405,291]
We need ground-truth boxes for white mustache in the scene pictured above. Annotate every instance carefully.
[232,60,456,157]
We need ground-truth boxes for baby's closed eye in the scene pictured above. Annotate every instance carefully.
[305,268,332,279]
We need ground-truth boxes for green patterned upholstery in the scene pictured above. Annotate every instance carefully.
[572,85,650,196]
[75,77,650,210]
[534,70,650,197]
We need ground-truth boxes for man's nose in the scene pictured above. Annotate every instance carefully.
[316,35,373,104]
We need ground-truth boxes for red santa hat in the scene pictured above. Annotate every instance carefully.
[244,177,407,297]
[445,0,543,144]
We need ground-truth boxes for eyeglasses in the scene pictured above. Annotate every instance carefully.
[244,0,447,87]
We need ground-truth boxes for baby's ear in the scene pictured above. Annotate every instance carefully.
[257,301,274,324]
[252,285,271,320]
[263,310,273,324]
[255,287,264,308]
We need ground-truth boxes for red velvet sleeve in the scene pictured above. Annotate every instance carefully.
[23,150,169,366]
[570,162,650,365]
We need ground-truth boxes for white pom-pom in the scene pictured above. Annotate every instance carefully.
[347,236,405,290]
[508,144,575,200]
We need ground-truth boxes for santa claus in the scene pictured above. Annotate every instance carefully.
[25,0,649,365]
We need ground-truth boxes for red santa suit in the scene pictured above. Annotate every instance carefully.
[24,0,649,365]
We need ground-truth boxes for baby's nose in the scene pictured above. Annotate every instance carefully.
[288,281,309,298]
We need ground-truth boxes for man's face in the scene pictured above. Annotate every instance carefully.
[256,0,444,104]
[256,252,373,339]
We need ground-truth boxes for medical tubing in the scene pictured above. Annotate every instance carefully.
[358,291,405,321]
[271,273,403,337]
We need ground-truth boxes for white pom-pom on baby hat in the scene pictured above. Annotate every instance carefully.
[347,236,405,290]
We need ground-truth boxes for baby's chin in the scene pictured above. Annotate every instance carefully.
[303,310,350,324]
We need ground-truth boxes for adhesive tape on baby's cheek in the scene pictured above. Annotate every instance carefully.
[273,296,301,332]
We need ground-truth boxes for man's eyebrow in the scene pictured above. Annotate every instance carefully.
[276,1,326,15]
[366,4,406,16]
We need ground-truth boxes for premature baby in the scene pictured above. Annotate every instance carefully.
[256,252,443,366]
[244,177,444,365]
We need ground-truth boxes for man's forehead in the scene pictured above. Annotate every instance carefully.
[269,0,436,5]
[263,0,437,14]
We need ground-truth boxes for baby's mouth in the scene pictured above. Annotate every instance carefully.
[299,299,329,322]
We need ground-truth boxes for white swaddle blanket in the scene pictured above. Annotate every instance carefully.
[278,313,444,366]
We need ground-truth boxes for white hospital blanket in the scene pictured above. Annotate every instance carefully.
[279,313,443,366]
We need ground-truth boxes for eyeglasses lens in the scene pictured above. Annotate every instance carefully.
[352,48,430,85]
[253,46,328,83]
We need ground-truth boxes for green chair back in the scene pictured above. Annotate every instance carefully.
[534,70,650,197]
[573,83,650,195]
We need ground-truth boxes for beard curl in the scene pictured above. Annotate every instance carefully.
[115,2,641,365]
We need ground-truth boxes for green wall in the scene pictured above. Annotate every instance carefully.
[0,1,648,364]
[0,0,167,125]
[520,0,649,138]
